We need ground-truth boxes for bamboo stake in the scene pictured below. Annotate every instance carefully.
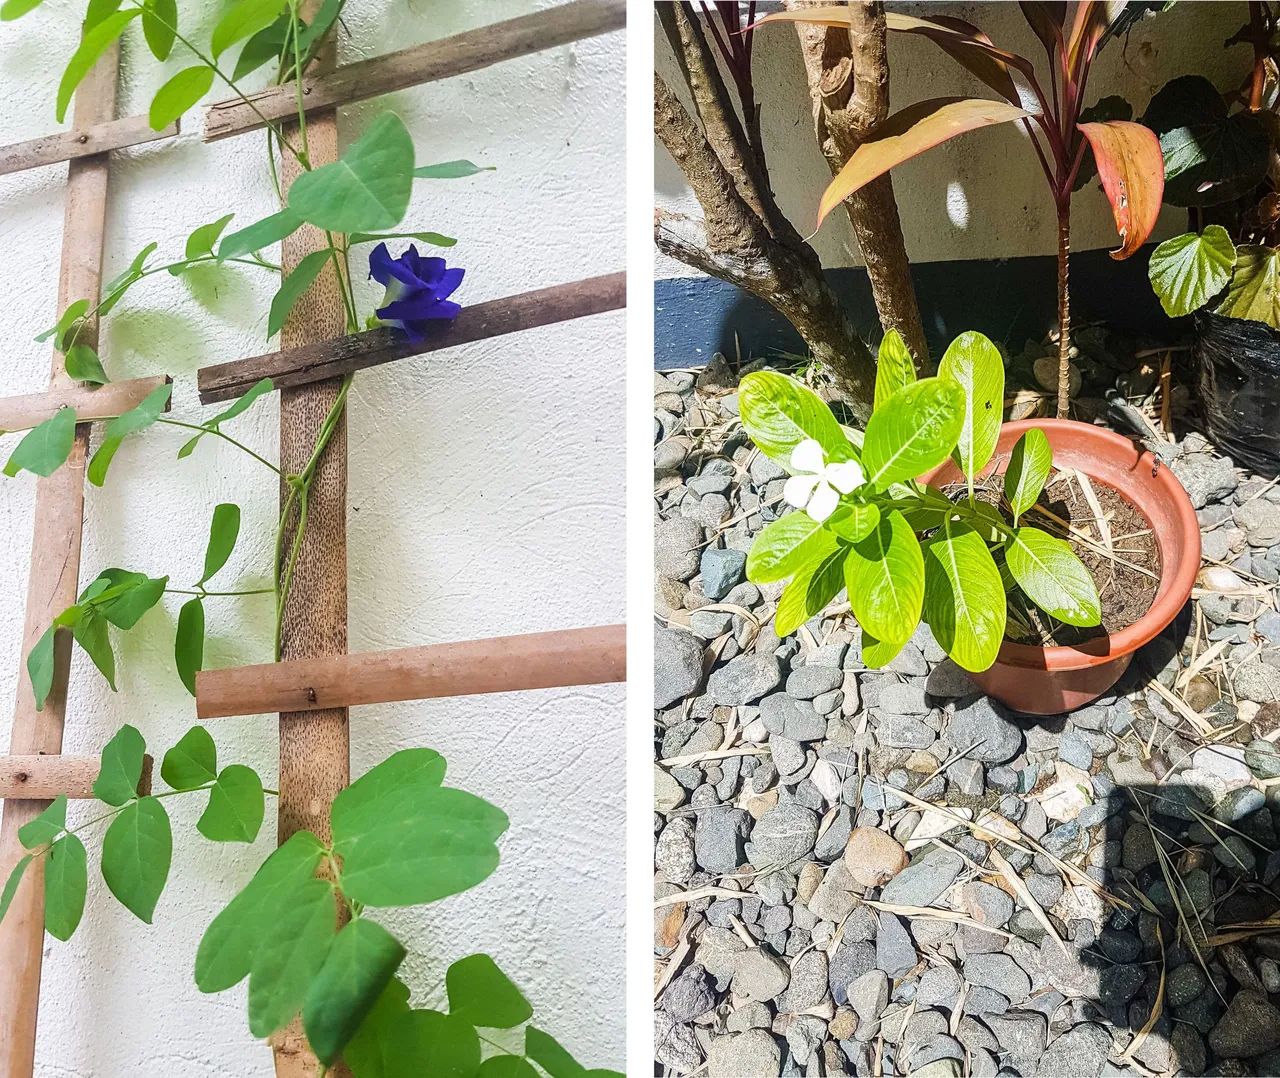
[0,116,177,177]
[0,376,170,434]
[195,624,626,718]
[0,44,119,1078]
[0,755,153,800]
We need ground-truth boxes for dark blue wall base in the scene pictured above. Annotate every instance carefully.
[654,244,1178,369]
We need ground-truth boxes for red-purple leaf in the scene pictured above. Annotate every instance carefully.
[1019,2,1066,55]
[884,13,1027,105]
[1078,120,1165,259]
[819,97,1029,225]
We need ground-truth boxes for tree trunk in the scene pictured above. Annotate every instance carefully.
[1056,201,1072,419]
[789,0,929,369]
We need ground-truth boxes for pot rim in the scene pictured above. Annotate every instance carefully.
[919,418,1200,674]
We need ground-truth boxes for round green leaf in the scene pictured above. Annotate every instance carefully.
[288,113,416,233]
[1216,244,1280,329]
[93,724,146,806]
[844,508,924,653]
[101,795,172,923]
[248,877,336,1037]
[922,519,1007,672]
[826,501,881,544]
[161,725,217,790]
[526,1026,585,1078]
[738,370,853,467]
[198,764,265,843]
[1148,226,1235,318]
[303,918,406,1067]
[1003,427,1053,524]
[861,377,965,490]
[446,953,533,1029]
[186,213,237,260]
[44,833,87,941]
[873,327,917,412]
[1005,526,1101,627]
[938,331,1004,482]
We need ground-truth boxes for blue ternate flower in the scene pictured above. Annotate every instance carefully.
[367,242,464,342]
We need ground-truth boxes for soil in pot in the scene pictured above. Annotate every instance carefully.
[938,468,1162,648]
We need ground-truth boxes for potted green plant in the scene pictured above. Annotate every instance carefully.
[739,329,1200,714]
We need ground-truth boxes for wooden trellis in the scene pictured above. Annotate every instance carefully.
[0,2,626,1075]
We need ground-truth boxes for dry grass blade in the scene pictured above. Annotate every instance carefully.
[1028,503,1158,579]
[654,885,754,908]
[1118,921,1165,1064]
[989,847,1067,952]
[1138,798,1215,991]
[1177,638,1232,690]
[1075,469,1113,558]
[659,745,771,767]
[728,913,757,948]
[1204,919,1280,946]
[862,900,1014,940]
[1147,677,1216,737]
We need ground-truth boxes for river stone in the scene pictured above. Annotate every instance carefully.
[706,1029,781,1078]
[655,627,704,709]
[1208,989,1280,1057]
[844,826,909,887]
[655,819,696,883]
[879,847,963,908]
[781,950,829,1012]
[708,654,782,706]
[732,948,790,1003]
[1246,738,1280,779]
[917,964,962,1009]
[695,806,751,874]
[962,953,1031,1002]
[829,941,878,1007]
[663,962,716,1022]
[876,713,937,749]
[982,1011,1045,1068]
[654,1011,700,1072]
[759,692,828,741]
[746,804,818,869]
[945,695,1022,763]
[1172,451,1238,510]
[1037,1022,1111,1077]
[700,546,746,600]
[847,968,889,1040]
[787,664,844,700]
[876,911,916,978]
[655,766,685,813]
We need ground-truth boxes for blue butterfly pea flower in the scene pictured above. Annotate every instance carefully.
[368,242,464,343]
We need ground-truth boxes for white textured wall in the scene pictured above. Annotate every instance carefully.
[656,0,1252,278]
[0,1,624,1073]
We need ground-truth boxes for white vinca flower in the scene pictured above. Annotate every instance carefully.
[783,439,865,523]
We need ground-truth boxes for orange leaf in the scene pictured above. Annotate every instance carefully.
[751,7,850,28]
[818,97,1029,226]
[1065,0,1124,75]
[885,13,1028,104]
[1078,120,1165,259]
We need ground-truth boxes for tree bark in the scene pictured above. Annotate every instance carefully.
[789,1,929,369]
[1056,202,1072,419]
[654,3,876,417]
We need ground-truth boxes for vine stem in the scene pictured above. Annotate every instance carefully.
[166,587,274,597]
[156,418,281,475]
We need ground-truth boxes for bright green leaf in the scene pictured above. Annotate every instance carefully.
[844,508,925,654]
[218,211,301,262]
[874,328,917,412]
[859,627,907,669]
[83,0,123,30]
[0,855,33,927]
[44,833,87,941]
[746,512,832,584]
[303,917,406,1067]
[65,344,108,385]
[26,624,56,712]
[1216,244,1280,328]
[93,724,145,806]
[862,377,965,490]
[101,795,172,923]
[938,330,1004,483]
[1148,225,1236,319]
[331,749,507,907]
[175,597,205,696]
[178,377,274,458]
[1006,526,1101,627]
[199,503,241,584]
[141,0,176,60]
[4,407,77,478]
[233,15,289,80]
[922,519,1007,672]
[198,764,265,843]
[774,542,847,638]
[18,794,67,849]
[384,1010,480,1078]
[344,978,412,1078]
[88,383,171,486]
[738,370,854,468]
[161,726,217,790]
[446,953,532,1029]
[826,501,881,544]
[72,607,115,690]
[347,230,457,248]
[1003,427,1053,525]
[268,248,332,337]
[150,65,214,130]
[294,0,339,59]
[211,0,286,57]
[247,876,336,1037]
[0,0,44,20]
[37,298,89,346]
[413,160,495,179]
[57,10,142,123]
[526,1026,585,1078]
[477,1057,539,1078]
[288,113,415,233]
[186,213,237,260]
[95,571,167,630]
[195,830,325,993]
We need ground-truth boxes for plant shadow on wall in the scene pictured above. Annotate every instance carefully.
[0,0,620,1074]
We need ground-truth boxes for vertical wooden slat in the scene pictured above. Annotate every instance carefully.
[269,15,351,1078]
[0,45,119,1078]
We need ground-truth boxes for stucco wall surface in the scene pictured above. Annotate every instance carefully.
[0,1,624,1074]
[656,0,1253,278]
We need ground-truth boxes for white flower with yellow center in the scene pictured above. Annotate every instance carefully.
[783,439,865,523]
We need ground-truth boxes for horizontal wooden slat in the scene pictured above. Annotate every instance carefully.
[0,375,171,433]
[195,624,626,718]
[0,754,152,800]
[197,271,624,403]
[203,0,626,142]
[0,116,178,178]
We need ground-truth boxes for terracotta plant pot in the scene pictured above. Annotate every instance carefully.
[919,419,1200,715]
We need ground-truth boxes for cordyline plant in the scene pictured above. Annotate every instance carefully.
[741,328,1101,672]
[0,0,620,1073]
[756,2,1166,419]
